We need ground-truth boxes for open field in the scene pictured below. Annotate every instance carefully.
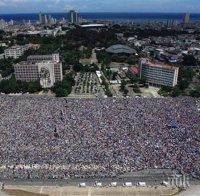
[1,185,180,196]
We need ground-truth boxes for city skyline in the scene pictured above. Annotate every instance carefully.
[0,0,200,14]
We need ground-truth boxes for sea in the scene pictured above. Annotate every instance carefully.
[0,13,200,22]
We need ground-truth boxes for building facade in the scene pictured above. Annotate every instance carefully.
[183,13,190,24]
[0,19,6,30]
[69,10,78,24]
[4,45,28,59]
[139,58,179,87]
[14,54,63,88]
[4,44,40,59]
[27,53,60,63]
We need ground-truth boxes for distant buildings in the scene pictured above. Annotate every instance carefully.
[38,12,47,24]
[14,54,63,88]
[0,19,14,29]
[0,19,6,29]
[80,24,105,28]
[4,45,28,59]
[139,58,179,87]
[69,10,78,24]
[38,12,55,25]
[38,12,43,24]
[4,44,40,59]
[183,13,190,25]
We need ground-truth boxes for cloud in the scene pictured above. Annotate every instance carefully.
[0,1,6,7]
[0,0,199,13]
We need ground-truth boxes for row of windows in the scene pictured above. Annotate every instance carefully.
[142,68,175,73]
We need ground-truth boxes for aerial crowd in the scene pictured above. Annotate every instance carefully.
[0,95,199,180]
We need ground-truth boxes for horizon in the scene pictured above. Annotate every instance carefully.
[0,11,198,15]
[0,10,200,15]
[1,11,199,22]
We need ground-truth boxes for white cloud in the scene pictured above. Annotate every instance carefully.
[0,0,200,13]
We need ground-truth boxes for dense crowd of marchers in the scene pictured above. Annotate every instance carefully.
[0,95,199,180]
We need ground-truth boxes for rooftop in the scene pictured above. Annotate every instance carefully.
[81,24,105,28]
[140,58,179,71]
[106,44,136,54]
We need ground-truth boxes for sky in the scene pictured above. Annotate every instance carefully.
[0,0,199,14]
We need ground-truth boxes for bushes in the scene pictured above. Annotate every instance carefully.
[73,63,99,73]
[51,73,75,97]
[0,76,42,94]
[100,75,113,97]
[190,86,200,98]
[132,85,141,93]
[0,59,14,77]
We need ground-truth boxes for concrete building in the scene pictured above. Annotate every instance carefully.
[4,45,28,59]
[38,12,43,24]
[0,53,5,59]
[38,12,47,24]
[183,13,190,24]
[139,58,179,87]
[4,44,40,59]
[14,54,63,88]
[38,12,51,25]
[0,19,6,29]
[27,53,60,63]
[69,10,78,24]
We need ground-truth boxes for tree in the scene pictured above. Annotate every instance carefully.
[90,63,99,72]
[182,54,197,66]
[120,80,127,91]
[0,58,14,77]
[190,86,200,98]
[27,81,42,93]
[132,84,141,93]
[171,86,182,97]
[160,85,173,92]
[53,87,69,97]
[96,51,111,65]
[105,69,112,81]
[139,77,147,85]
[190,90,200,98]
[129,75,139,84]
[73,63,84,72]
[100,75,113,97]
[124,88,129,96]
[0,76,42,94]
[0,46,4,54]
[112,72,118,80]
[178,79,189,91]
[51,73,75,97]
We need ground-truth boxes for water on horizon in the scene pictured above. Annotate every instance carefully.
[0,13,200,22]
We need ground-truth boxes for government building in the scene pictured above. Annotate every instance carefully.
[139,58,179,87]
[14,54,63,88]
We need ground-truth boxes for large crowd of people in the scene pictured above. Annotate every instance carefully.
[0,95,199,180]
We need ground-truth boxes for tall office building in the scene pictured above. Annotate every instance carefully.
[183,13,190,24]
[44,14,48,24]
[38,12,43,24]
[139,58,179,87]
[38,12,49,24]
[47,15,52,24]
[0,19,6,29]
[69,10,78,24]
